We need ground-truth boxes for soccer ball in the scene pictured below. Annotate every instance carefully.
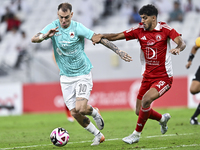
[50,127,70,147]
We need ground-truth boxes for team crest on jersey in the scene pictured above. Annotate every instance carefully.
[155,34,162,41]
[69,32,75,38]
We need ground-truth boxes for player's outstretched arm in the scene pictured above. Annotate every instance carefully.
[31,27,59,43]
[92,32,125,44]
[186,45,199,69]
[91,33,131,62]
[100,38,132,62]
[169,36,186,55]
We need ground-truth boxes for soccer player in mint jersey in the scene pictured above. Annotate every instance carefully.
[93,4,186,144]
[31,3,132,146]
[186,37,200,125]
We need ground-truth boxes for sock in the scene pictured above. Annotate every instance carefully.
[191,103,200,119]
[91,107,98,117]
[133,130,141,136]
[135,107,151,132]
[65,106,73,118]
[159,115,165,123]
[149,109,162,121]
[85,122,99,136]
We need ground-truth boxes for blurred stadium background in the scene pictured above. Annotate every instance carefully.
[0,0,200,116]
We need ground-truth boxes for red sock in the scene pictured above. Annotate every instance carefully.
[65,106,72,118]
[149,109,162,121]
[135,107,151,132]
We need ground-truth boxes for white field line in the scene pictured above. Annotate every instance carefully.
[140,144,200,150]
[0,133,199,150]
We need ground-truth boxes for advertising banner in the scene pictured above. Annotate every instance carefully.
[23,76,188,113]
[23,82,65,112]
[0,83,22,116]
[89,76,188,110]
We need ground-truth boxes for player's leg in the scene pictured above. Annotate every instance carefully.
[190,80,200,94]
[60,75,104,146]
[123,78,172,144]
[75,98,105,145]
[190,80,200,125]
[123,78,151,144]
[75,72,104,130]
[189,67,200,125]
[149,79,172,134]
[134,88,160,139]
[65,105,74,122]
[75,73,105,145]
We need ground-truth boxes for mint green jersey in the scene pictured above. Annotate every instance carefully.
[40,20,94,77]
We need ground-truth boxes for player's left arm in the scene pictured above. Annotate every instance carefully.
[169,36,186,55]
[91,34,132,62]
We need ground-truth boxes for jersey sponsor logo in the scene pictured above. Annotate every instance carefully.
[59,41,71,47]
[146,47,157,59]
[156,81,166,89]
[69,32,75,38]
[59,41,71,44]
[141,36,147,40]
[56,48,62,55]
[156,34,162,41]
[147,39,155,46]
[55,33,62,36]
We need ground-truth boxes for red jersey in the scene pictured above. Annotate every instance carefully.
[123,22,180,79]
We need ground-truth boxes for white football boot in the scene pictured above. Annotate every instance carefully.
[122,132,141,144]
[91,132,105,146]
[159,113,171,134]
[93,107,104,130]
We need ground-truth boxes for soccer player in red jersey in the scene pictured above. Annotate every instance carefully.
[93,4,186,144]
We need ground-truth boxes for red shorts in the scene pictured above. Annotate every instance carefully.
[137,76,173,100]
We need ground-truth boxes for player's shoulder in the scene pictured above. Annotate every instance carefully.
[126,23,143,33]
[52,19,59,25]
[159,22,173,31]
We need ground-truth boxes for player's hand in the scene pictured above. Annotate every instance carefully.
[118,50,132,62]
[92,34,103,45]
[186,61,192,69]
[169,48,181,55]
[46,27,59,38]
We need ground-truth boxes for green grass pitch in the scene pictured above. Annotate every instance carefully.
[0,108,200,150]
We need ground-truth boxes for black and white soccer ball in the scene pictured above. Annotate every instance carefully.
[50,127,70,147]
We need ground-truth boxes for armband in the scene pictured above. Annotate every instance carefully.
[39,34,44,41]
[188,53,194,61]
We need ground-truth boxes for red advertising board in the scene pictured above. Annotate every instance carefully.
[23,76,188,113]
[23,82,65,112]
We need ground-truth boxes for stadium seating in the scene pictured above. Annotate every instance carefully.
[0,0,200,83]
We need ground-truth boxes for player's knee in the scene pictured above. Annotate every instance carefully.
[190,87,199,95]
[77,108,87,115]
[142,99,151,108]
[135,110,139,116]
[70,109,78,118]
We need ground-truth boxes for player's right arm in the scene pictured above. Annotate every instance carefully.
[186,44,199,69]
[31,27,59,43]
[93,32,125,44]
[102,32,125,41]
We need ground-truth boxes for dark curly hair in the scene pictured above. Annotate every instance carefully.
[139,4,158,17]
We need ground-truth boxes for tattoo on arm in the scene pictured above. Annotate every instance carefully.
[100,38,125,57]
[35,33,41,38]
